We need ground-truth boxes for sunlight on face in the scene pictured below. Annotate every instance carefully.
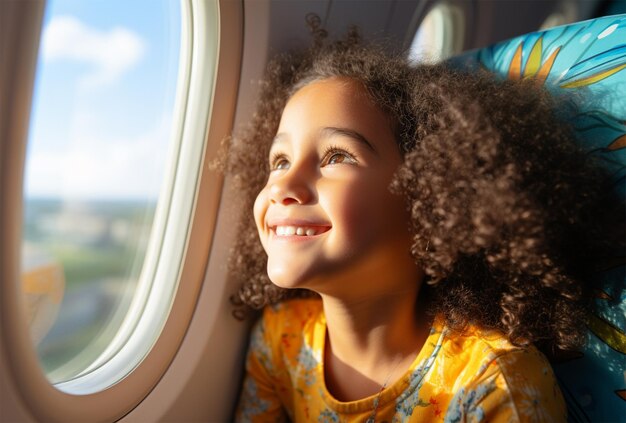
[254,78,416,298]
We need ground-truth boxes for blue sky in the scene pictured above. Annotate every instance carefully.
[25,0,181,200]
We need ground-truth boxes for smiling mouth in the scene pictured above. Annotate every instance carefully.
[272,225,331,237]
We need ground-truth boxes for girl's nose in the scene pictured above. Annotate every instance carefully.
[269,170,314,205]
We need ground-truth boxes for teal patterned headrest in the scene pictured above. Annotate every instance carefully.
[450,15,626,423]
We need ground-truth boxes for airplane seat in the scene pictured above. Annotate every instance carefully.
[449,14,626,422]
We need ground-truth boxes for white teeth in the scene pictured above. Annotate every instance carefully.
[274,226,321,237]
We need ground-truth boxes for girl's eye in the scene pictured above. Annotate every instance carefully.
[270,155,290,171]
[323,147,357,166]
[327,153,348,164]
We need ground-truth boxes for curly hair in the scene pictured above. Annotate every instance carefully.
[221,31,624,354]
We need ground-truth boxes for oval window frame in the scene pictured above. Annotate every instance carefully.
[0,0,242,420]
[406,1,466,63]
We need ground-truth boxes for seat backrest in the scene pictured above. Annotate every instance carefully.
[450,15,626,422]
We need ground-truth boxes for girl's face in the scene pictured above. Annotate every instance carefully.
[254,78,417,297]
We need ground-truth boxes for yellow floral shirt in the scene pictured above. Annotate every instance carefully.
[236,299,566,422]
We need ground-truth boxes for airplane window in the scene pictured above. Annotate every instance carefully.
[21,0,181,388]
[408,2,464,63]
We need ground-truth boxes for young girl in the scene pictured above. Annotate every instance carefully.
[224,31,623,422]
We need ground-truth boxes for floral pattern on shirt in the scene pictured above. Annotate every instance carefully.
[236,299,566,422]
[237,378,274,422]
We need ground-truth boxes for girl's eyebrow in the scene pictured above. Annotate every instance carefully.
[270,133,289,148]
[320,127,378,155]
[270,127,378,154]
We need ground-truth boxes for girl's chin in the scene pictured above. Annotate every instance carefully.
[267,274,307,290]
[267,267,316,290]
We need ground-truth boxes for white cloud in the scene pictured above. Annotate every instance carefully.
[25,117,173,200]
[42,15,146,87]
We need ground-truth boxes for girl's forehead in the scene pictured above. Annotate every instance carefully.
[288,77,368,103]
[280,78,380,130]
[276,77,400,157]
[281,77,383,127]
